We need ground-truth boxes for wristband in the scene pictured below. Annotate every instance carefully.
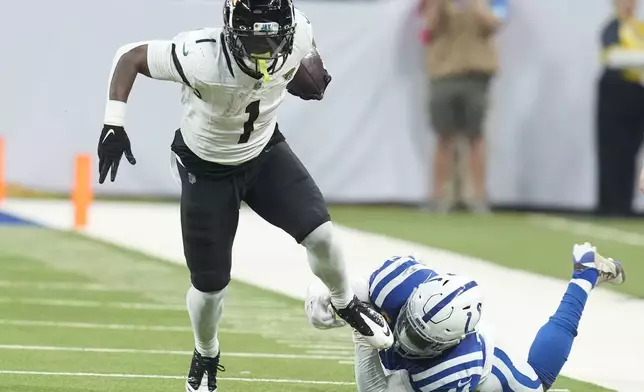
[104,100,127,127]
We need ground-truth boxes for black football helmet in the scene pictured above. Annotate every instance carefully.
[223,0,296,79]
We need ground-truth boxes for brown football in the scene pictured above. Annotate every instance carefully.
[286,51,329,98]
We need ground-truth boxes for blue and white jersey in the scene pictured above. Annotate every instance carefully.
[368,256,489,392]
[368,256,438,329]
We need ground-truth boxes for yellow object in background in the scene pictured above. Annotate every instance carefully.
[617,18,644,82]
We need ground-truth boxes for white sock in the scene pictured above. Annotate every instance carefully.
[302,222,354,309]
[186,285,226,358]
[571,278,593,295]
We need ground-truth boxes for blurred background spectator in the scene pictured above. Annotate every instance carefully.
[596,0,644,217]
[423,0,504,214]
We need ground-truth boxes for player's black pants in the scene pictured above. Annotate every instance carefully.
[172,126,330,293]
[596,72,644,217]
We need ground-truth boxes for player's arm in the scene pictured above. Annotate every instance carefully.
[97,41,153,184]
[106,38,192,119]
[286,10,331,100]
[353,340,388,392]
[286,37,332,100]
[98,38,193,184]
[108,43,151,104]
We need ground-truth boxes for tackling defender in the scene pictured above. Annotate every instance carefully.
[306,242,625,391]
[97,1,392,391]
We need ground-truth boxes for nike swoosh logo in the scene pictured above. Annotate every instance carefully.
[182,42,189,56]
[102,129,115,143]
[457,378,471,387]
[383,328,391,337]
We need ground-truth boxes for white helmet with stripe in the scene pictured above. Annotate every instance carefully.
[394,273,484,359]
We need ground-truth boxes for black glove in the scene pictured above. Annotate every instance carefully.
[97,125,136,184]
[287,72,332,101]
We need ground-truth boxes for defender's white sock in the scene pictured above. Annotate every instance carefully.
[302,222,354,309]
[186,285,226,358]
[570,278,593,295]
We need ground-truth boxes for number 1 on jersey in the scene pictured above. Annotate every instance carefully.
[238,100,260,144]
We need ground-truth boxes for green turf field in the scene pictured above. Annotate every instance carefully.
[330,206,643,298]
[0,206,625,391]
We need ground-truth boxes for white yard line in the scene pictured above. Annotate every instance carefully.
[1,319,288,336]
[305,350,355,356]
[0,369,573,391]
[0,344,353,361]
[0,370,355,386]
[0,280,135,292]
[0,319,290,335]
[0,319,193,332]
[0,297,186,311]
[286,344,354,350]
[0,295,299,313]
[2,200,641,392]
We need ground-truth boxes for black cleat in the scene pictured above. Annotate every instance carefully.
[333,296,394,349]
[186,349,226,392]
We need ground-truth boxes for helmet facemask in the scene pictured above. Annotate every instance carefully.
[224,0,296,81]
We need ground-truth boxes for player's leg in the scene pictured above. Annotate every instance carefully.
[476,347,545,392]
[243,136,348,307]
[462,73,491,213]
[596,77,644,216]
[175,154,242,392]
[525,242,624,389]
[243,132,392,349]
[353,333,388,392]
[429,76,459,211]
[478,242,625,392]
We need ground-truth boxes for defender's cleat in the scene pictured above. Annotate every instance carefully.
[573,242,626,287]
[333,296,394,350]
[186,349,225,392]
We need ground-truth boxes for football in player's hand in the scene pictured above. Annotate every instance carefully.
[286,51,331,101]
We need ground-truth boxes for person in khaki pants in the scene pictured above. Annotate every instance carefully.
[425,0,501,213]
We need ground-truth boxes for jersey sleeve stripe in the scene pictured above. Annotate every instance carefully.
[422,280,478,322]
[369,257,410,295]
[379,269,434,312]
[491,366,513,392]
[494,348,542,389]
[368,258,397,288]
[374,263,426,307]
[170,44,194,89]
[414,359,481,389]
[479,333,488,374]
[411,352,483,382]
[219,32,236,77]
[370,259,417,303]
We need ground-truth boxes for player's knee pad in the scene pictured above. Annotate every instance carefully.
[301,221,336,259]
[191,270,231,293]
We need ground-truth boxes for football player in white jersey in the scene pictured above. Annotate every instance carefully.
[97,1,392,390]
[306,242,626,391]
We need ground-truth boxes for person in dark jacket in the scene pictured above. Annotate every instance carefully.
[596,0,644,216]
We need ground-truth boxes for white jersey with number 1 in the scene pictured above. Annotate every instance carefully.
[146,8,314,165]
